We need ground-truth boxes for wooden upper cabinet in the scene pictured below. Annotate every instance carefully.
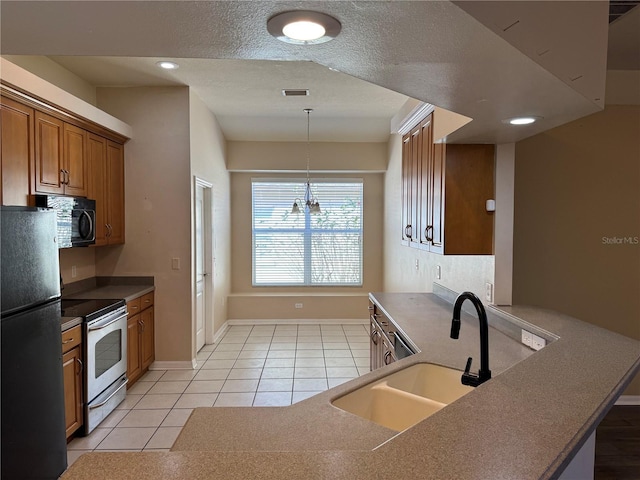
[400,112,494,255]
[87,133,108,245]
[106,141,125,244]
[34,111,65,194]
[1,96,34,206]
[34,111,87,196]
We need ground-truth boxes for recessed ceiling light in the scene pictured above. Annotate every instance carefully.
[156,61,179,70]
[267,11,341,45]
[503,116,541,125]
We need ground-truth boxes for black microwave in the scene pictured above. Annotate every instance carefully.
[34,195,96,248]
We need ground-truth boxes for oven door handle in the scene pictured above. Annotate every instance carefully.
[88,313,126,331]
[88,377,128,410]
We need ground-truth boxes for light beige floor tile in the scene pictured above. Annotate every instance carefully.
[198,343,216,351]
[117,409,170,428]
[348,342,370,351]
[143,448,171,452]
[251,326,276,334]
[116,394,143,410]
[357,367,370,376]
[264,358,295,368]
[296,342,323,350]
[237,350,268,359]
[139,370,166,382]
[328,377,355,388]
[296,350,324,358]
[145,427,182,450]
[184,380,225,394]
[174,393,218,408]
[354,357,370,368]
[325,357,356,367]
[68,428,112,450]
[293,378,328,391]
[326,367,359,378]
[268,342,296,350]
[133,393,180,410]
[271,336,297,343]
[214,343,243,352]
[147,381,189,395]
[242,343,271,351]
[261,367,294,379]
[219,334,249,344]
[321,335,347,343]
[257,378,293,392]
[253,392,292,407]
[351,349,370,358]
[266,350,295,359]
[201,359,235,369]
[227,368,262,380]
[297,326,320,334]
[233,358,265,369]
[292,391,322,403]
[320,326,344,334]
[196,351,211,361]
[92,449,141,452]
[343,325,368,333]
[193,369,230,381]
[274,325,297,333]
[160,409,193,427]
[214,392,255,407]
[99,408,129,428]
[127,381,154,395]
[245,336,272,344]
[159,370,199,381]
[294,357,325,368]
[221,379,259,393]
[227,326,252,333]
[324,349,352,358]
[323,342,350,350]
[209,351,240,360]
[294,367,327,378]
[67,450,90,467]
[95,427,156,450]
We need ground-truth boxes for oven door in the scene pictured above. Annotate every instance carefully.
[85,307,127,402]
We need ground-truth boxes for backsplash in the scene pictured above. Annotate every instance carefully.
[59,247,96,285]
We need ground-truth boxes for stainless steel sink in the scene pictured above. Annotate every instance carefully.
[331,363,473,431]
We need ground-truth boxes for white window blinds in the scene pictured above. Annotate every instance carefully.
[252,179,363,286]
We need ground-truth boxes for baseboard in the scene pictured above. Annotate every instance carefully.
[225,318,368,326]
[615,395,640,406]
[212,321,230,343]
[149,360,196,370]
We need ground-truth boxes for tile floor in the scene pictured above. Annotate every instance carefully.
[67,323,370,466]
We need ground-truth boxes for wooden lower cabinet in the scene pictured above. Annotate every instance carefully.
[126,292,155,387]
[62,325,83,439]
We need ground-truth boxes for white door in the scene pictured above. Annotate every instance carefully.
[194,180,212,352]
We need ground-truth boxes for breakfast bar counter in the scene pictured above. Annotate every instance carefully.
[63,289,640,479]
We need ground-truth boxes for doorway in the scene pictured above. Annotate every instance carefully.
[194,177,213,353]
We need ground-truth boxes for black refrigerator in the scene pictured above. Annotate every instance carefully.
[1,206,67,479]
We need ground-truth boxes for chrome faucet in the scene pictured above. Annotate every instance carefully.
[450,291,492,387]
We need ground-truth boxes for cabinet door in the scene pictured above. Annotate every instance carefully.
[127,314,142,385]
[63,123,87,196]
[1,96,33,206]
[429,142,446,254]
[34,111,64,194]
[141,306,155,370]
[408,126,421,248]
[106,141,125,244]
[87,133,108,246]
[419,116,434,248]
[62,346,83,438]
[401,133,412,244]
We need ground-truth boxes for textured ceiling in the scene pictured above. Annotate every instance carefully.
[0,1,627,143]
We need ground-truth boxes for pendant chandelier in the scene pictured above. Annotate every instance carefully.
[291,108,321,214]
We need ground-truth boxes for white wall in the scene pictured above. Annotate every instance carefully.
[95,86,193,363]
[383,134,495,299]
[188,90,231,344]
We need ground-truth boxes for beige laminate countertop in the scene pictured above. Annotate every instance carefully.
[64,292,640,480]
[65,285,154,303]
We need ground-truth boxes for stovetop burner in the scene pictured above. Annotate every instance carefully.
[61,298,126,322]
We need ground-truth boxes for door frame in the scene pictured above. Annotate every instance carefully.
[193,177,214,354]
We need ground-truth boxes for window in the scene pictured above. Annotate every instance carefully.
[252,179,363,286]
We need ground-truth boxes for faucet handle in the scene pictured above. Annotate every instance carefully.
[464,357,473,375]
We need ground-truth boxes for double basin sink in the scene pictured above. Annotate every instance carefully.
[332,363,473,432]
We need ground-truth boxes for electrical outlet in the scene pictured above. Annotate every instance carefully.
[436,265,441,280]
[521,329,533,348]
[171,257,181,270]
[485,282,493,303]
[531,334,546,351]
[295,303,303,309]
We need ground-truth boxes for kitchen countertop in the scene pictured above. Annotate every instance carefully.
[63,292,640,480]
[65,285,154,304]
[61,316,82,332]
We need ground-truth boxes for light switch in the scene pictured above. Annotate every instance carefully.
[171,257,181,270]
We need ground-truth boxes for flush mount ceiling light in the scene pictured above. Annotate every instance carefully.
[156,61,179,70]
[267,11,341,45]
[503,116,542,125]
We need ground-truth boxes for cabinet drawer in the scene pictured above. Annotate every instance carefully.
[140,292,154,309]
[127,297,141,317]
[61,325,82,353]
